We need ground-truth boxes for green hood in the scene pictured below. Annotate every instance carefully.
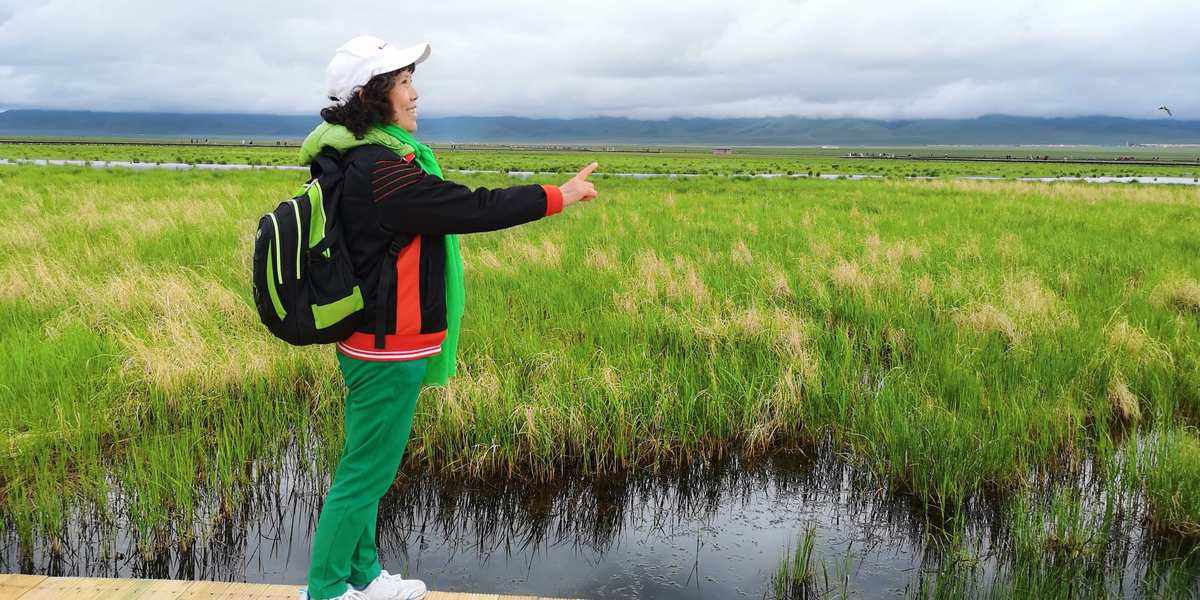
[299,120,463,389]
[299,122,414,165]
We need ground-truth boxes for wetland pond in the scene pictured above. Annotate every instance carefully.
[3,446,1198,599]
[2,157,1200,185]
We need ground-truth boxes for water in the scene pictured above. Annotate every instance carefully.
[0,158,309,172]
[4,445,1197,598]
[2,158,1199,185]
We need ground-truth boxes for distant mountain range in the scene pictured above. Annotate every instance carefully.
[1,109,1198,146]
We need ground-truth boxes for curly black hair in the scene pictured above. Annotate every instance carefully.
[320,64,415,139]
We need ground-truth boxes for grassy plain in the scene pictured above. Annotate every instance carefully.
[0,159,1198,592]
[3,141,1200,179]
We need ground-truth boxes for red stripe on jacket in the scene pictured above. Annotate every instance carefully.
[337,147,564,363]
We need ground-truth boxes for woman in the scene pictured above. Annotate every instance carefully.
[297,35,598,600]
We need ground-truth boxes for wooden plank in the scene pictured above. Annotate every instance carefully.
[18,577,95,600]
[79,577,139,600]
[21,577,138,600]
[0,577,565,600]
[248,584,299,600]
[206,583,266,600]
[0,575,47,600]
[121,579,196,599]
[175,581,230,599]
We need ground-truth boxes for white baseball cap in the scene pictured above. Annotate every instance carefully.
[325,35,431,104]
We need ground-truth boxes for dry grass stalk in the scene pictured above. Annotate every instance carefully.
[955,276,1075,345]
[1107,375,1143,424]
[677,262,709,305]
[1003,276,1077,330]
[995,233,1024,260]
[600,364,623,398]
[830,260,871,295]
[915,274,934,299]
[585,247,618,271]
[1004,277,1058,320]
[862,235,922,267]
[501,237,562,268]
[1105,319,1173,368]
[885,326,909,356]
[473,249,506,271]
[0,220,46,251]
[909,178,1200,207]
[731,240,753,265]
[620,250,708,307]
[764,264,792,298]
[746,365,805,452]
[1057,271,1076,295]
[0,256,77,304]
[1151,278,1200,314]
[613,290,639,314]
[955,237,982,262]
[956,304,1022,345]
[808,239,833,259]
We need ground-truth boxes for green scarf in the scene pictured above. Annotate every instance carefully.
[377,124,464,387]
[299,121,463,387]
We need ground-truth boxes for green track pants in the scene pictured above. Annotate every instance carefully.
[306,353,428,600]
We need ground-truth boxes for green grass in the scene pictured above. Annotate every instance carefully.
[1138,429,1200,537]
[3,142,1200,179]
[1,163,1199,582]
[789,485,1200,598]
[772,525,820,599]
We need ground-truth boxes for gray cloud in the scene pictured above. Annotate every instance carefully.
[0,0,1196,119]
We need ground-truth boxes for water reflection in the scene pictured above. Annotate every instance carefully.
[3,446,1198,598]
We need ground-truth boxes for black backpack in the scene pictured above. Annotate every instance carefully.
[251,151,364,345]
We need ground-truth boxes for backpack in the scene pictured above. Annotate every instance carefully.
[251,150,364,345]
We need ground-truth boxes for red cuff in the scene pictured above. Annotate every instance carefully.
[541,185,563,216]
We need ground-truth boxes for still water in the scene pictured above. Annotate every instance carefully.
[2,157,1199,185]
[4,446,1197,599]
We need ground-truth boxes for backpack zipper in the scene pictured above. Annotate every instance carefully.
[266,213,283,285]
[286,198,302,280]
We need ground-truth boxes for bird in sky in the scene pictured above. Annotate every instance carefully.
[1158,106,1173,117]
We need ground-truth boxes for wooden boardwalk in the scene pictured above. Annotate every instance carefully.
[0,574,573,600]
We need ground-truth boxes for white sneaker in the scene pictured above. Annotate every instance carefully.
[297,587,369,600]
[354,569,428,600]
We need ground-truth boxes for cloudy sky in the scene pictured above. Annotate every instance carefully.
[0,0,1195,120]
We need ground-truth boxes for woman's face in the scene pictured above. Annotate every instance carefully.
[389,68,419,133]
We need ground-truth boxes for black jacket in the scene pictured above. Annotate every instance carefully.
[333,144,563,360]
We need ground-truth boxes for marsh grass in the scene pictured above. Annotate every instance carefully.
[1137,430,1200,538]
[771,525,819,599]
[1,164,1199,571]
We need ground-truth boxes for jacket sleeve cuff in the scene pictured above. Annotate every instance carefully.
[541,185,563,217]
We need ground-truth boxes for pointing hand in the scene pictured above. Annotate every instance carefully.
[559,162,599,207]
